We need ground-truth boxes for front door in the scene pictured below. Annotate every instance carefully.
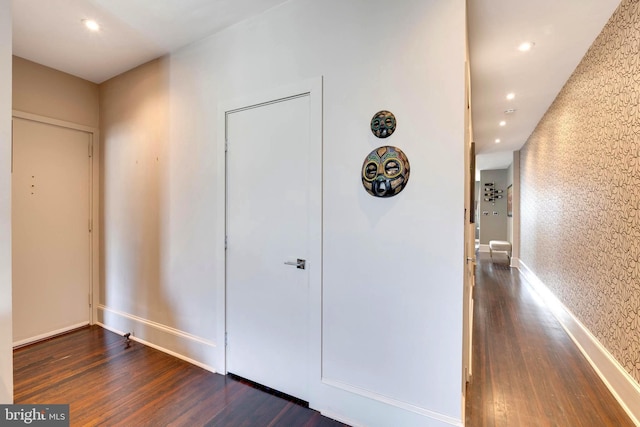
[12,117,91,344]
[226,94,312,401]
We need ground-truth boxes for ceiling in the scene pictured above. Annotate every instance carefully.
[468,0,620,172]
[12,0,291,84]
[12,0,621,170]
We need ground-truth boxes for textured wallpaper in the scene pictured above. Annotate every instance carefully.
[520,0,640,384]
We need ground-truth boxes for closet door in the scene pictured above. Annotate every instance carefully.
[12,117,91,344]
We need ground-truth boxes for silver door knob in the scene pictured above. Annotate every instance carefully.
[284,259,306,269]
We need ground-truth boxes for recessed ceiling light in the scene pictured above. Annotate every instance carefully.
[82,19,100,32]
[506,92,515,100]
[499,120,506,126]
[495,139,501,144]
[518,42,534,52]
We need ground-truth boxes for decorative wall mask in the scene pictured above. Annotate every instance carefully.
[362,146,410,197]
[370,110,396,138]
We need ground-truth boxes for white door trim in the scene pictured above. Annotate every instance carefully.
[216,78,323,403]
[12,110,100,329]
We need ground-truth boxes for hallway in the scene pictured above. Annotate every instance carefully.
[465,254,634,426]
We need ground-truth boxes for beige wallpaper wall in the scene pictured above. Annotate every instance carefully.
[520,0,640,383]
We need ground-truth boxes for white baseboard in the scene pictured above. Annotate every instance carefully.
[97,305,217,373]
[13,322,90,348]
[518,261,640,426]
[321,377,462,426]
[510,256,520,269]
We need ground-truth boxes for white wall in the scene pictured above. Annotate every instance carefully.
[101,0,466,425]
[479,169,508,243]
[0,0,12,404]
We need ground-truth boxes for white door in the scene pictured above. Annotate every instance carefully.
[12,117,91,344]
[226,94,311,401]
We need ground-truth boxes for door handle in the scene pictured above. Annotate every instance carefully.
[284,259,306,269]
[466,257,476,264]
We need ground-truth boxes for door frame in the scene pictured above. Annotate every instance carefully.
[462,53,476,411]
[12,110,100,339]
[216,78,323,398]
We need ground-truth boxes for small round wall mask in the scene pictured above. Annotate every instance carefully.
[370,110,396,138]
[362,146,410,197]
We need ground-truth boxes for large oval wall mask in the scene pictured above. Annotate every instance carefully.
[361,146,410,197]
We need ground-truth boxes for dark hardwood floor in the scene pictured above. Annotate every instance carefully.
[465,252,635,426]
[13,327,347,427]
[14,255,635,426]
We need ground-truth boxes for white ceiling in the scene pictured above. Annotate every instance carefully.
[468,0,620,172]
[12,0,291,83]
[12,0,621,169]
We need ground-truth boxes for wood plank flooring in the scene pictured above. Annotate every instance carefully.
[13,327,347,427]
[465,253,635,426]
[14,255,636,426]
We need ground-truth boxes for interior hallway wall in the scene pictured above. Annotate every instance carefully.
[97,59,199,362]
[520,0,640,384]
[99,0,466,425]
[510,151,520,265]
[10,57,99,347]
[0,0,12,403]
[507,162,513,242]
[479,169,508,244]
[12,56,99,127]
